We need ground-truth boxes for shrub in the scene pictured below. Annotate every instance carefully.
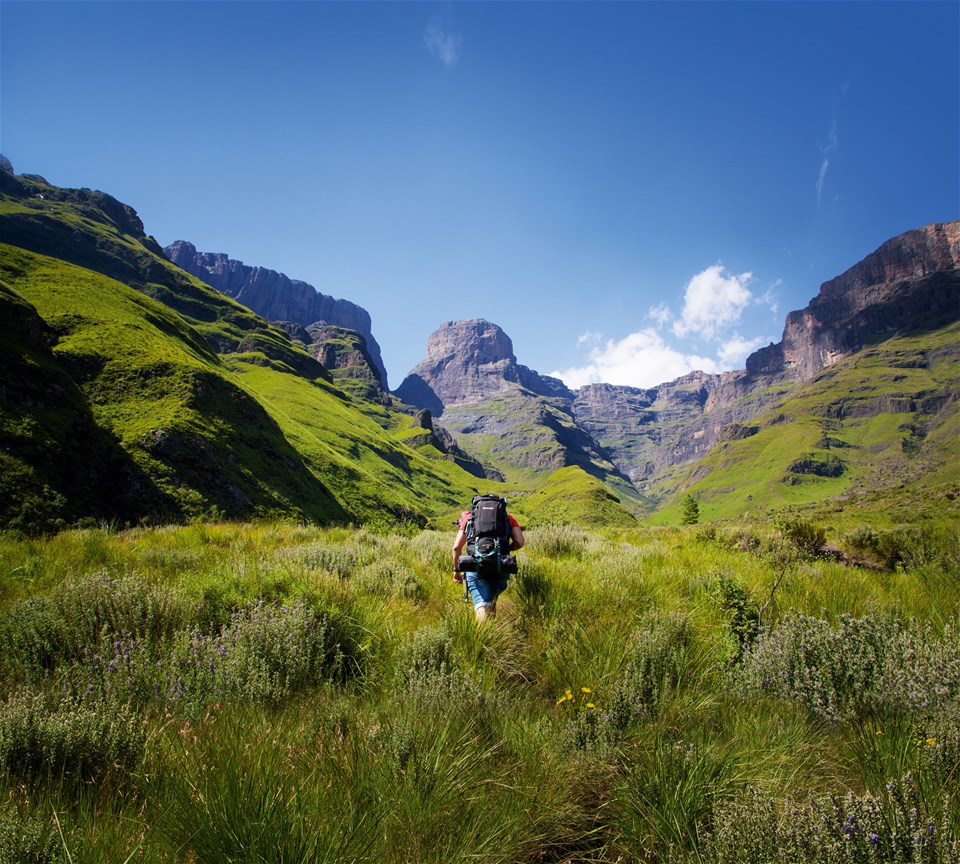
[272,542,356,578]
[0,802,60,864]
[708,572,760,663]
[734,613,960,721]
[392,626,487,721]
[0,692,146,783]
[773,516,827,559]
[0,572,184,681]
[607,612,693,723]
[166,600,344,708]
[352,561,424,603]
[705,778,959,863]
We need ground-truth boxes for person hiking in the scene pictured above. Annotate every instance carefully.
[452,495,524,623]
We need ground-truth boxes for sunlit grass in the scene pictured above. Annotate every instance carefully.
[0,517,957,862]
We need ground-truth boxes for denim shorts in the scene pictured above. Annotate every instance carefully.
[464,572,509,607]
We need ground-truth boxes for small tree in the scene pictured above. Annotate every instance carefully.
[680,493,700,525]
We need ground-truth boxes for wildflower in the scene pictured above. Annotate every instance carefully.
[875,729,883,736]
[869,834,879,845]
[581,687,592,694]
[926,737,936,746]
[586,702,595,709]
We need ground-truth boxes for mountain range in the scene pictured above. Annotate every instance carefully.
[1,157,957,532]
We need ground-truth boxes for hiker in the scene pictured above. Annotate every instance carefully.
[452,495,524,623]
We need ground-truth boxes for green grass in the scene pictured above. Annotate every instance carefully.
[0,517,956,862]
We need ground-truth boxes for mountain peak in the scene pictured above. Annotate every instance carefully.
[395,319,570,414]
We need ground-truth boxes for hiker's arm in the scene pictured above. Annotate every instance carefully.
[452,530,466,568]
[510,524,525,551]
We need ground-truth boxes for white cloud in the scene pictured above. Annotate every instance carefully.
[672,264,753,341]
[577,330,603,347]
[648,303,672,328]
[816,157,830,203]
[817,116,839,203]
[550,328,720,390]
[424,22,461,69]
[717,334,768,368]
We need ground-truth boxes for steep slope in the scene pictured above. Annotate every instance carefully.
[648,320,960,525]
[165,240,389,387]
[0,167,482,530]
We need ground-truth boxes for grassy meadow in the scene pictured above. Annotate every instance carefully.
[1,515,958,863]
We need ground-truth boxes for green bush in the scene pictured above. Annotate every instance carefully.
[735,613,960,721]
[352,561,424,602]
[708,572,760,663]
[705,778,959,863]
[774,516,827,558]
[166,600,344,708]
[0,572,184,681]
[0,692,145,783]
[0,801,60,864]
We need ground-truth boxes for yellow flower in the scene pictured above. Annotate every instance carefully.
[926,738,937,746]
[875,730,883,736]
[565,689,573,697]
[586,703,595,709]
[581,687,592,694]
[556,697,566,705]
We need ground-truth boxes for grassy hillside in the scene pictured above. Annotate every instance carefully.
[0,244,352,527]
[651,321,960,527]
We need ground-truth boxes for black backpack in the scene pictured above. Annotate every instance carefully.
[458,494,517,575]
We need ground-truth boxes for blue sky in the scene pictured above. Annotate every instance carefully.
[2,1,958,390]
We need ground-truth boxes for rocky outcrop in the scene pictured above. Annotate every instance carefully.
[747,222,960,381]
[307,324,389,404]
[394,319,571,413]
[395,319,632,493]
[164,241,388,387]
[401,409,496,480]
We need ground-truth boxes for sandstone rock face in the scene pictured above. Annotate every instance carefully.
[394,319,571,412]
[165,241,388,387]
[747,222,960,381]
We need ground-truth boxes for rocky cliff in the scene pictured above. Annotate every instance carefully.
[306,324,389,405]
[573,222,959,485]
[394,319,571,414]
[164,241,388,387]
[397,223,959,506]
[394,319,639,503]
[747,222,960,380]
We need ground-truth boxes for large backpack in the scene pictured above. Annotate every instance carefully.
[459,494,517,576]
